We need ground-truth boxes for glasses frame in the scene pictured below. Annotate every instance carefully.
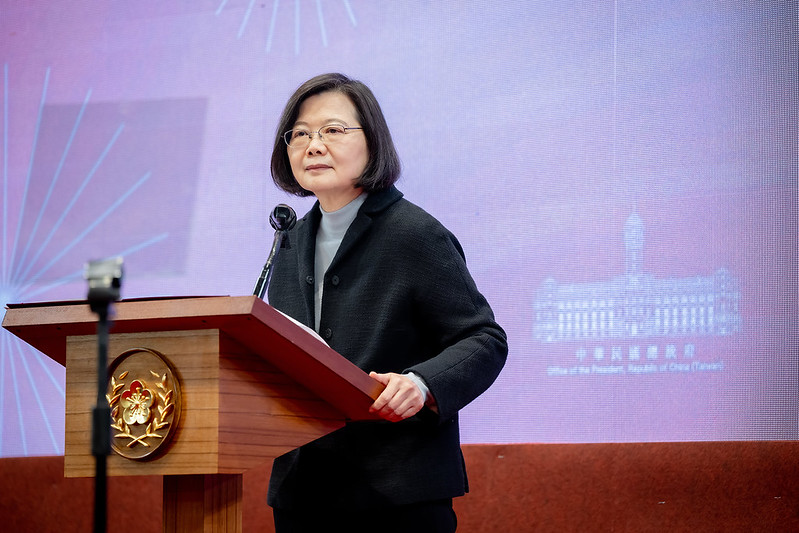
[283,124,364,148]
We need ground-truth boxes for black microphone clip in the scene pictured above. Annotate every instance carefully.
[254,204,297,300]
[270,203,297,250]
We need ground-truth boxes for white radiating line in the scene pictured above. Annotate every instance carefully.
[31,343,64,399]
[295,0,301,55]
[19,232,170,302]
[266,0,280,52]
[9,67,50,287]
[14,89,93,281]
[315,0,328,47]
[238,0,258,39]
[25,171,152,286]
[6,333,27,455]
[343,0,357,26]
[14,123,125,284]
[221,0,357,53]
[3,64,8,284]
[13,336,60,454]
[613,0,618,182]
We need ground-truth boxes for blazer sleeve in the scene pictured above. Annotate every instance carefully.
[402,223,508,421]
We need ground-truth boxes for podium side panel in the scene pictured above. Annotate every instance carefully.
[65,330,222,477]
[217,334,346,473]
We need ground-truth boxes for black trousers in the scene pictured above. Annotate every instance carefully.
[273,498,457,533]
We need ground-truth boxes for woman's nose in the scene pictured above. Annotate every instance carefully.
[306,134,326,153]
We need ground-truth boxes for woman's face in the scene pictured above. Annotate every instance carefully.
[288,91,369,212]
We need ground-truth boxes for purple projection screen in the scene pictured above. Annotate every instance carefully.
[0,1,796,457]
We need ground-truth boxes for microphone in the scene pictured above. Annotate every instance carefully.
[253,204,297,300]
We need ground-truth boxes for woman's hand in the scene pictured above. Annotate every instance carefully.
[368,372,425,422]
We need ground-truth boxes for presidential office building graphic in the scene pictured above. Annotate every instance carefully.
[534,213,741,352]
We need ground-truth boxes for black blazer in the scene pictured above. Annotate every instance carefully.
[266,186,507,510]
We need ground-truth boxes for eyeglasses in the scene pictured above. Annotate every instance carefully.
[283,124,364,149]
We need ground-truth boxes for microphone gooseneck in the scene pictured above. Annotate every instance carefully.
[254,204,296,300]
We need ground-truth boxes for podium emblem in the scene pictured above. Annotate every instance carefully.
[106,348,182,460]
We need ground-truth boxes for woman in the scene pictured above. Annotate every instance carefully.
[267,73,507,533]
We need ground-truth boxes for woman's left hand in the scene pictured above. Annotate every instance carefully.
[368,372,425,422]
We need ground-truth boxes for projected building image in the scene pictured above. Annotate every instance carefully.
[534,212,742,344]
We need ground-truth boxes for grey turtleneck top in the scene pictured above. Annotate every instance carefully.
[314,193,368,332]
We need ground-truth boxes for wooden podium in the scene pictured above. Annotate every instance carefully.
[2,295,383,532]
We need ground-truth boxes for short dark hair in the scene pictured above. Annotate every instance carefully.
[270,73,401,197]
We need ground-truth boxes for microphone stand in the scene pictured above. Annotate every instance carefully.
[85,257,123,533]
[91,302,110,533]
[253,229,287,299]
[254,204,296,300]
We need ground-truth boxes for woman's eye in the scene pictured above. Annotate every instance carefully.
[323,126,345,135]
[293,130,310,139]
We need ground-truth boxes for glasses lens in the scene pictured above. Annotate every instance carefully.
[284,129,310,147]
[284,126,354,147]
[320,125,346,139]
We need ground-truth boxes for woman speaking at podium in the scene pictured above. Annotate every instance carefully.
[266,73,508,533]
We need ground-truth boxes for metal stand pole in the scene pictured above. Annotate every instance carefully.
[84,257,123,533]
[92,304,111,533]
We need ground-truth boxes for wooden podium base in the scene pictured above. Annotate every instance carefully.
[164,474,242,533]
[2,296,385,533]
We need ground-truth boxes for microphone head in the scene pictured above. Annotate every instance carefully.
[270,204,297,231]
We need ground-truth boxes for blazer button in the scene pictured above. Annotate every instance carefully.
[305,275,314,285]
[331,275,340,286]
[323,328,333,339]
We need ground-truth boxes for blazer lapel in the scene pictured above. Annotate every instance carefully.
[329,213,372,271]
[328,187,404,271]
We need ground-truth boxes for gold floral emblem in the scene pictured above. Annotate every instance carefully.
[106,348,181,461]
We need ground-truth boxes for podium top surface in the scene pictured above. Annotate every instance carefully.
[2,295,383,421]
[3,295,286,364]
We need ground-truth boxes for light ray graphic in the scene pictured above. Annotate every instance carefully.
[12,89,93,281]
[20,232,169,302]
[14,123,126,284]
[612,0,618,184]
[3,65,8,284]
[237,0,258,39]
[315,0,328,48]
[5,334,28,455]
[12,336,59,453]
[1,67,201,457]
[266,0,280,52]
[294,0,301,55]
[342,0,356,26]
[30,338,64,398]
[8,68,49,285]
[21,171,152,290]
[217,0,357,54]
